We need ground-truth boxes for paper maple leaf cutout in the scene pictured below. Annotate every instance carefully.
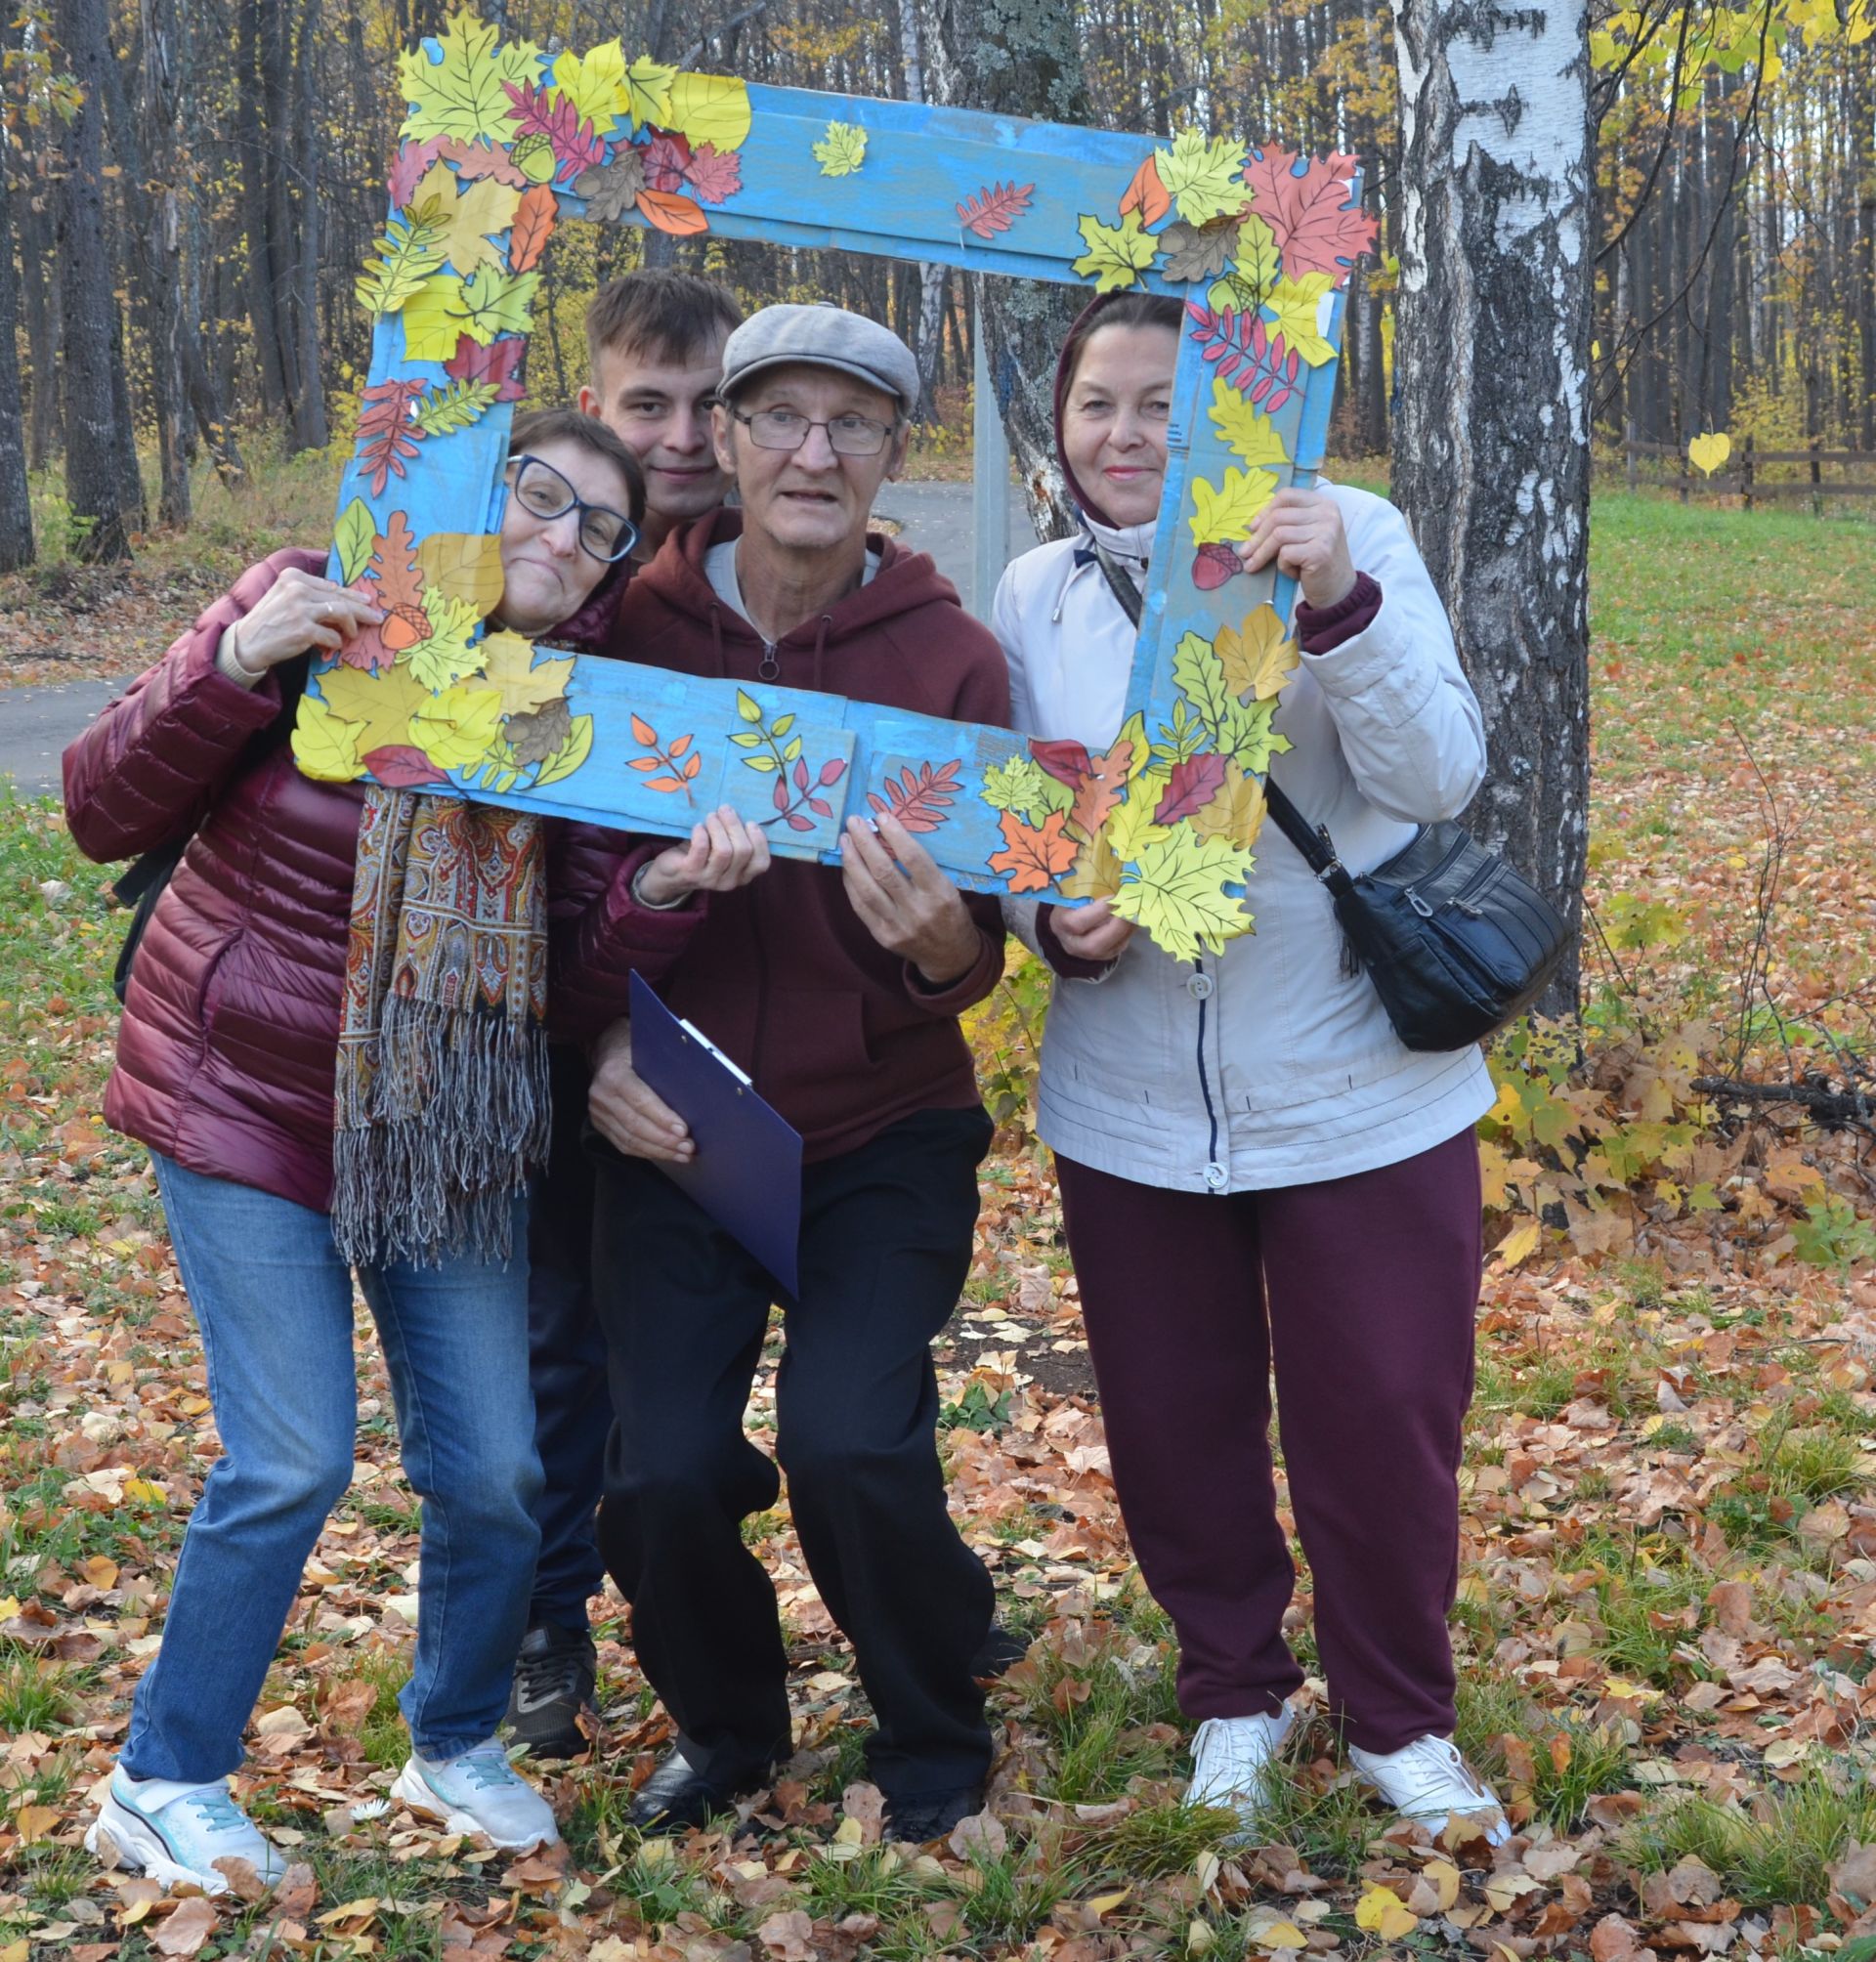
[1215,605,1299,703]
[1242,147,1378,285]
[412,160,521,276]
[813,120,868,177]
[398,14,541,147]
[316,661,431,759]
[989,808,1078,894]
[481,632,575,718]
[1152,129,1250,225]
[445,333,527,402]
[684,142,743,204]
[1108,827,1253,962]
[1073,211,1155,293]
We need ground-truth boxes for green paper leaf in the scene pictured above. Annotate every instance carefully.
[812,120,868,177]
[1153,128,1250,225]
[1072,210,1156,294]
[398,13,542,145]
[333,498,375,586]
[455,264,540,345]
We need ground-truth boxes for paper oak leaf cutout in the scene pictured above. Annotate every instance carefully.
[868,759,962,832]
[1073,211,1156,293]
[1188,466,1277,548]
[956,181,1035,239]
[576,149,648,223]
[989,809,1078,893]
[1242,147,1378,285]
[1208,381,1288,469]
[813,120,868,177]
[437,137,531,187]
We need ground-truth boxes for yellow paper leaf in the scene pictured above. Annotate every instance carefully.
[400,272,467,363]
[413,161,522,277]
[1215,604,1299,703]
[398,13,541,146]
[813,121,868,177]
[1104,784,1172,867]
[319,661,434,758]
[291,695,366,784]
[409,683,505,771]
[1108,827,1253,962]
[1354,1884,1418,1941]
[405,593,489,692]
[1494,1217,1541,1268]
[1152,128,1250,225]
[1073,210,1157,294]
[624,54,677,127]
[1262,274,1337,366]
[415,532,505,618]
[1189,466,1277,547]
[663,71,751,151]
[1190,759,1266,851]
[1688,431,1730,476]
[549,41,625,128]
[1060,829,1124,903]
[1207,380,1289,468]
[481,631,575,717]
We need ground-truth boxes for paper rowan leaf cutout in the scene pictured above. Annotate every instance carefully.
[1186,302,1302,410]
[1189,466,1278,547]
[1152,752,1227,825]
[1263,273,1338,366]
[957,181,1035,239]
[576,149,649,223]
[413,160,521,276]
[507,184,558,272]
[813,120,868,177]
[636,187,709,235]
[356,203,448,319]
[481,631,574,717]
[292,695,367,783]
[1108,826,1253,961]
[356,379,427,495]
[988,808,1078,894]
[1118,154,1171,227]
[398,14,542,146]
[445,332,527,402]
[867,759,962,832]
[1208,380,1289,469]
[1242,147,1378,285]
[1153,129,1250,225]
[1215,604,1300,703]
[1191,759,1268,850]
[1073,210,1156,293]
[663,72,752,152]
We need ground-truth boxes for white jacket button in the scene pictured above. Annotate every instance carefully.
[1204,1162,1228,1190]
[1188,972,1215,999]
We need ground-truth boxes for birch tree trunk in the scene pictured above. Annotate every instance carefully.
[0,98,34,571]
[1390,0,1594,1013]
[896,0,950,423]
[927,0,1092,540]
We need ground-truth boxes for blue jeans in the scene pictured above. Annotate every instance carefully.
[123,1154,544,1784]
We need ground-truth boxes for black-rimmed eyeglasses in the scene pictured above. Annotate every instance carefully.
[730,406,895,457]
[504,454,640,563]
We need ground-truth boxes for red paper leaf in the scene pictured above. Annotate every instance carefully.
[388,137,445,210]
[445,334,528,403]
[1185,303,1301,411]
[503,80,605,184]
[438,137,531,188]
[956,180,1035,240]
[356,379,427,496]
[642,130,693,192]
[793,758,809,791]
[684,142,743,205]
[1242,146,1378,285]
[808,796,832,818]
[1153,751,1227,825]
[362,745,450,788]
[818,757,848,787]
[336,621,397,673]
[509,185,558,273]
[636,188,709,235]
[1192,542,1245,590]
[786,812,815,832]
[629,713,658,746]
[1029,737,1092,789]
[773,777,790,812]
[1119,155,1171,228]
[865,758,961,833]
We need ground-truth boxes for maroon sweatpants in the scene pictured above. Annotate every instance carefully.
[1054,1127,1481,1755]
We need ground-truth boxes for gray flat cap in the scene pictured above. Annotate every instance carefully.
[719,303,919,411]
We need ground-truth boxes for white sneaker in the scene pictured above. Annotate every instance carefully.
[85,1769,286,1894]
[1347,1733,1511,1845]
[392,1739,559,1852]
[1185,1704,1297,1827]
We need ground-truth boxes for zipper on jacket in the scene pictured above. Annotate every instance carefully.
[1192,956,1222,1183]
[759,640,780,680]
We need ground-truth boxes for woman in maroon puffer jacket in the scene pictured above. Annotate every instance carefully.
[64,409,641,1891]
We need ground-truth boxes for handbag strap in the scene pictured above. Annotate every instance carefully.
[1088,538,1346,887]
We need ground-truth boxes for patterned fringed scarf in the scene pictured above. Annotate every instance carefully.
[331,787,551,1268]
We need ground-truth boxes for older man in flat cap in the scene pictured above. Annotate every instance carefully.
[553,305,1009,1841]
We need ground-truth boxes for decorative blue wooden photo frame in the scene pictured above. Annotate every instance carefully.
[296,15,1377,957]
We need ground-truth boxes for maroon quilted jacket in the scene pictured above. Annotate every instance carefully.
[64,549,619,1213]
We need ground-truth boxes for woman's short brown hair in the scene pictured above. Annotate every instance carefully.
[1059,292,1185,396]
[506,407,647,524]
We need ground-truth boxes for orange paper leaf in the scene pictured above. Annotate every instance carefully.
[636,188,709,235]
[1120,154,1172,228]
[509,184,558,272]
[988,808,1078,893]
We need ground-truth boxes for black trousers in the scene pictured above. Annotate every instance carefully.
[524,1045,614,1632]
[590,1103,997,1797]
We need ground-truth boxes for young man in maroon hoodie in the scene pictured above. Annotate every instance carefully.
[552,306,1008,1843]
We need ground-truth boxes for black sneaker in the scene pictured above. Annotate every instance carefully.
[971,1622,1031,1679]
[627,1742,769,1836]
[884,1784,984,1845]
[505,1622,597,1760]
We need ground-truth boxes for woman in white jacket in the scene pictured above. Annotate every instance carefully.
[995,293,1509,1843]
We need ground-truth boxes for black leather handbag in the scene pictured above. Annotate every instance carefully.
[1259,780,1569,1050]
[1087,538,1567,1051]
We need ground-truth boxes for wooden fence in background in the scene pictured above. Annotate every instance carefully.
[1618,435,1876,510]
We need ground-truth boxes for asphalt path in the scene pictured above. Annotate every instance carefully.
[0,480,1038,800]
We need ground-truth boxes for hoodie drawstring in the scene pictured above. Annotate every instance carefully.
[812,616,831,693]
[708,603,727,677]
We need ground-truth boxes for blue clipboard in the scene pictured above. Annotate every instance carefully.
[628,970,803,1296]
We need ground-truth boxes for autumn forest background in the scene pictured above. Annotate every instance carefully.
[4,0,1876,1958]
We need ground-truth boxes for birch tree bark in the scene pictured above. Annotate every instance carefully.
[896,0,950,423]
[927,0,1092,540]
[1390,0,1594,1012]
[0,96,34,571]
